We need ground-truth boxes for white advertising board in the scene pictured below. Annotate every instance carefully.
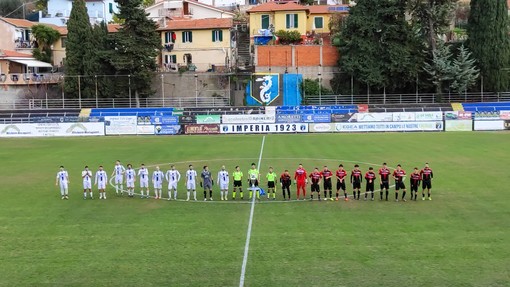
[392,112,416,122]
[334,121,443,132]
[309,123,335,133]
[0,122,105,137]
[136,125,155,135]
[356,113,393,122]
[415,112,443,121]
[221,114,276,124]
[474,120,505,131]
[105,116,137,135]
[220,123,308,134]
[445,120,472,131]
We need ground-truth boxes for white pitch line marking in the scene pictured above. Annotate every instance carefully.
[239,135,265,287]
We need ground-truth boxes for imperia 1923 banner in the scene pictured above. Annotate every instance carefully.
[220,123,308,134]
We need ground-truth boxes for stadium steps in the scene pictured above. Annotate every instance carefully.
[451,103,464,111]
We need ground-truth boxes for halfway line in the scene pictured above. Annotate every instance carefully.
[239,135,266,287]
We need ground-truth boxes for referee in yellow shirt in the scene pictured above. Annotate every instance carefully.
[232,166,244,200]
[266,167,277,200]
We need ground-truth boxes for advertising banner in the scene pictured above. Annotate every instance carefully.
[105,116,137,135]
[474,120,505,131]
[179,115,196,124]
[137,116,152,125]
[154,125,182,135]
[221,114,275,124]
[445,120,472,131]
[356,113,393,122]
[185,124,220,134]
[151,116,179,125]
[0,122,105,137]
[392,112,416,122]
[275,114,302,123]
[301,114,331,123]
[445,111,472,120]
[334,121,443,132]
[196,115,221,124]
[220,123,308,134]
[499,110,510,120]
[331,113,357,122]
[137,125,155,135]
[309,123,335,133]
[415,112,443,121]
[474,111,500,120]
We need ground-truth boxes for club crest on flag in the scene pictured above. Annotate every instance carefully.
[251,73,279,105]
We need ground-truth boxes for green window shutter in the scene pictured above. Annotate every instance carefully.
[189,31,193,42]
[182,32,185,42]
[165,32,169,43]
[212,30,215,41]
[219,30,223,41]
[172,55,177,63]
[286,14,289,29]
[314,17,323,29]
[294,14,298,28]
[109,3,113,13]
[261,15,269,29]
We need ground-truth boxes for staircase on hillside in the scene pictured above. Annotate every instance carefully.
[233,21,253,72]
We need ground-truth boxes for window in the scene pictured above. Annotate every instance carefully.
[164,55,177,63]
[109,3,113,13]
[212,30,223,42]
[261,14,269,29]
[286,14,298,29]
[182,31,193,43]
[165,31,176,43]
[61,36,67,48]
[314,17,323,29]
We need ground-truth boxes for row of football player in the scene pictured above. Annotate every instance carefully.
[56,161,434,202]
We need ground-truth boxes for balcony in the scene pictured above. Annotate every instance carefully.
[14,38,34,53]
[0,73,63,86]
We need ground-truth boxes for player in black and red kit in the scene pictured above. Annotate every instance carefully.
[335,164,348,201]
[410,167,422,201]
[280,170,292,200]
[420,163,434,200]
[321,166,333,201]
[378,163,391,201]
[351,164,363,200]
[364,167,376,201]
[393,164,407,202]
[309,168,322,200]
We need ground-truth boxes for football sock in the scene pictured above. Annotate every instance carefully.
[344,192,347,199]
[395,192,398,199]
[193,191,196,200]
[324,191,327,198]
[174,190,178,199]
[204,191,207,199]
[329,191,332,198]
[385,190,389,200]
[209,190,212,198]
[225,191,228,198]
[83,192,87,198]
[233,191,236,199]
[357,191,360,200]
[336,191,339,198]
[140,190,144,197]
[187,191,190,200]
[402,191,406,199]
[353,191,356,199]
[371,192,374,199]
[297,190,300,199]
[249,191,253,199]
[89,191,93,198]
[303,189,306,198]
[380,191,383,200]
[240,191,243,198]
[318,194,321,200]
[272,192,275,199]
[168,191,172,199]
[120,185,123,192]
[428,192,431,198]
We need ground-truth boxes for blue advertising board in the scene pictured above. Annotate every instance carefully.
[154,125,181,135]
[275,114,302,123]
[151,116,179,125]
[301,114,331,123]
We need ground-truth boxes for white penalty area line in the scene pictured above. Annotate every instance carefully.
[239,135,265,287]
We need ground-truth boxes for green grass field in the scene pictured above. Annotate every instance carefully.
[0,133,509,286]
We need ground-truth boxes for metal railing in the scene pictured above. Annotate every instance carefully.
[304,93,510,105]
[0,97,231,110]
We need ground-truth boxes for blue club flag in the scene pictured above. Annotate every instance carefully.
[259,188,266,196]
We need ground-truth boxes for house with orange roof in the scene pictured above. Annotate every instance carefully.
[146,0,235,21]
[158,18,234,72]
[38,0,119,26]
[0,49,58,87]
[0,17,36,55]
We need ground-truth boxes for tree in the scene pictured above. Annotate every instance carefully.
[335,0,422,94]
[423,42,454,96]
[408,0,457,52]
[467,0,510,92]
[65,0,94,98]
[90,22,117,98]
[0,0,23,18]
[110,0,161,104]
[31,24,60,63]
[451,45,479,94]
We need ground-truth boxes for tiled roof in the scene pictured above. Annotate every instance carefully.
[246,2,309,13]
[107,24,121,33]
[0,50,33,58]
[159,18,232,30]
[0,17,34,28]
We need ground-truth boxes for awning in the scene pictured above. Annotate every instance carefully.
[10,59,53,68]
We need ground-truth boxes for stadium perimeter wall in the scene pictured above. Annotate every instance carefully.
[0,108,509,137]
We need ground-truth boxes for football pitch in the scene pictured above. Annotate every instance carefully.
[0,132,509,286]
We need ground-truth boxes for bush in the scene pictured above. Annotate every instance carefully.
[275,30,302,45]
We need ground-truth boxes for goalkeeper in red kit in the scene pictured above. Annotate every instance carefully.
[294,164,307,200]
